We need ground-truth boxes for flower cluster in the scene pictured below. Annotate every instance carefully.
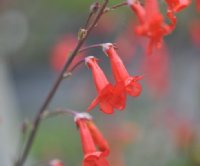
[85,43,142,114]
[127,0,191,54]
[44,1,192,166]
[75,113,110,166]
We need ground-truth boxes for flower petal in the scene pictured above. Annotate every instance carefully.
[87,96,100,112]
[125,77,142,97]
[84,152,109,166]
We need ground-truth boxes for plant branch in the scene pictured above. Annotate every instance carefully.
[103,2,128,13]
[63,59,85,78]
[85,2,100,28]
[79,42,118,53]
[111,2,128,10]
[15,0,109,166]
[79,43,105,53]
[42,108,79,119]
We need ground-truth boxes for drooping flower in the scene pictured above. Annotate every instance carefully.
[75,113,110,166]
[102,43,142,97]
[85,56,126,114]
[165,0,191,31]
[164,0,191,23]
[127,0,175,54]
[127,0,146,24]
[165,0,191,12]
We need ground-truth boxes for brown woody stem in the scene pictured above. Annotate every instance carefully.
[15,0,109,165]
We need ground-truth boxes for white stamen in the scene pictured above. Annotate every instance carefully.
[102,43,113,54]
[74,112,93,122]
[127,0,133,5]
[127,0,137,5]
[85,56,95,65]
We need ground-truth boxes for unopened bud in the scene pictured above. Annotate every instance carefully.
[104,7,111,13]
[78,28,87,40]
[21,119,29,134]
[90,2,100,13]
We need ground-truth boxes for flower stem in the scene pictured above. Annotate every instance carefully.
[79,42,118,53]
[103,2,128,13]
[79,43,105,53]
[42,108,79,119]
[15,1,109,166]
[111,2,128,10]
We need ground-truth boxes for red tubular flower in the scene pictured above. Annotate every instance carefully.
[75,113,110,166]
[165,0,190,32]
[165,0,191,12]
[87,121,109,156]
[165,0,190,34]
[102,43,142,97]
[127,0,146,24]
[85,56,126,114]
[128,0,175,54]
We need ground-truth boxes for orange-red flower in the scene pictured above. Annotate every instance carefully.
[127,0,146,24]
[165,0,190,31]
[164,0,191,23]
[165,0,191,12]
[102,43,142,97]
[75,113,110,166]
[85,56,126,114]
[127,0,175,54]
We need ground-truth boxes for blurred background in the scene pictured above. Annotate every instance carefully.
[0,0,200,165]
